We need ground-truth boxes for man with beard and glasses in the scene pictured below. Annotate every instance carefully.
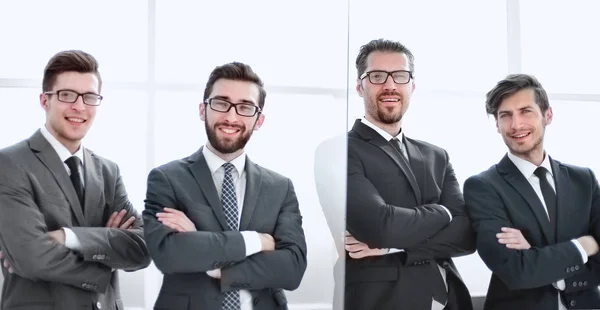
[463,74,600,310]
[343,39,475,310]
[142,62,307,310]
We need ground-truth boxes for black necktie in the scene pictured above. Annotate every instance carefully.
[533,167,557,230]
[390,137,408,162]
[65,156,84,209]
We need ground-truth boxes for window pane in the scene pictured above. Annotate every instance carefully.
[521,0,600,94]
[155,0,348,89]
[154,91,347,306]
[0,88,47,148]
[0,0,147,82]
[349,0,508,92]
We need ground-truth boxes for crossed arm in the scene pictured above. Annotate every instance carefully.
[0,160,149,293]
[142,168,307,291]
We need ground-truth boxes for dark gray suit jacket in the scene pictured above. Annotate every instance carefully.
[464,155,600,310]
[143,147,307,310]
[345,120,475,310]
[0,130,151,310]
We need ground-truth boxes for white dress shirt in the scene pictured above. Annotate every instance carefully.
[507,152,588,310]
[202,146,262,310]
[40,125,84,251]
[360,117,450,310]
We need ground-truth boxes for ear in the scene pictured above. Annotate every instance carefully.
[199,103,206,121]
[356,79,364,97]
[39,93,49,111]
[545,107,553,125]
[410,80,416,95]
[253,113,265,131]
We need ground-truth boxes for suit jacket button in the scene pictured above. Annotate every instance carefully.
[584,281,588,286]
[570,300,576,307]
[566,268,570,273]
[570,267,575,272]
[92,255,98,260]
[575,265,580,271]
[573,282,577,287]
[579,281,583,287]
[96,301,102,309]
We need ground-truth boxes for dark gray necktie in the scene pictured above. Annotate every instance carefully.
[221,163,240,310]
[533,167,557,231]
[65,156,84,210]
[390,137,408,162]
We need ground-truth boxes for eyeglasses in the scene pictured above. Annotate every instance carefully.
[205,98,261,117]
[44,89,103,106]
[360,70,413,85]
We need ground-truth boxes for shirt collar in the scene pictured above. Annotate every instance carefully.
[507,151,553,179]
[40,125,85,165]
[361,117,404,142]
[202,145,246,176]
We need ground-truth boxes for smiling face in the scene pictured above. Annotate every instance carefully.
[357,51,415,131]
[200,78,265,160]
[496,88,553,164]
[40,71,100,153]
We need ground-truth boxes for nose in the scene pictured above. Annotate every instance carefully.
[383,75,397,91]
[511,114,523,129]
[71,96,86,111]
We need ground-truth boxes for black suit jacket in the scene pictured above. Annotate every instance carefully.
[464,154,600,310]
[345,120,475,310]
[0,130,150,310]
[142,147,307,310]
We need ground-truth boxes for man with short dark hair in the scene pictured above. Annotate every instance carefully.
[143,62,307,310]
[344,38,475,310]
[464,73,600,310]
[0,50,150,310]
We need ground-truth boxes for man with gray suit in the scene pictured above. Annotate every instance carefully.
[143,62,307,310]
[0,50,151,310]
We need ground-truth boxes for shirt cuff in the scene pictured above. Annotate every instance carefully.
[439,205,453,221]
[241,231,262,257]
[386,248,405,254]
[206,268,221,279]
[555,279,566,291]
[571,239,588,264]
[62,227,82,251]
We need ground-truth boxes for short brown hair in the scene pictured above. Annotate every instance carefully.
[355,38,415,77]
[42,50,102,92]
[203,62,267,110]
[485,74,550,119]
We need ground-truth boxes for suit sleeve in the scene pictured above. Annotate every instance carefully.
[0,156,111,293]
[220,179,307,291]
[70,164,151,271]
[464,175,586,290]
[143,167,247,274]
[346,145,451,249]
[564,168,600,293]
[404,156,476,265]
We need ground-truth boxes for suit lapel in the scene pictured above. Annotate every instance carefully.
[239,157,261,231]
[83,149,103,225]
[405,138,426,204]
[497,155,554,243]
[551,158,569,242]
[29,130,86,226]
[351,120,422,204]
[188,148,229,230]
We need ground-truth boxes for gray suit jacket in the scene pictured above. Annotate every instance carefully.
[0,130,151,310]
[143,147,307,310]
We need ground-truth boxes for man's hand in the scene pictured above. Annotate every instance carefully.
[47,229,66,245]
[106,209,136,229]
[497,227,531,250]
[259,233,275,251]
[345,231,388,259]
[0,250,14,273]
[577,235,599,256]
[156,208,196,232]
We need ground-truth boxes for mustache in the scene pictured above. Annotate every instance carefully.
[378,92,402,99]
[214,122,244,130]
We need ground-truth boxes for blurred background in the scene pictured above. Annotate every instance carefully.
[0,0,598,309]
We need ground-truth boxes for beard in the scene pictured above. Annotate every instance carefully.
[506,120,547,158]
[205,120,255,154]
[367,92,406,124]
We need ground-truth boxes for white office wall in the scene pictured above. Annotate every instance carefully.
[0,0,348,309]
[348,0,600,297]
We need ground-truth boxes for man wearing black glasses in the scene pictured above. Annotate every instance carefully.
[0,50,150,309]
[143,62,307,310]
[344,39,475,310]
